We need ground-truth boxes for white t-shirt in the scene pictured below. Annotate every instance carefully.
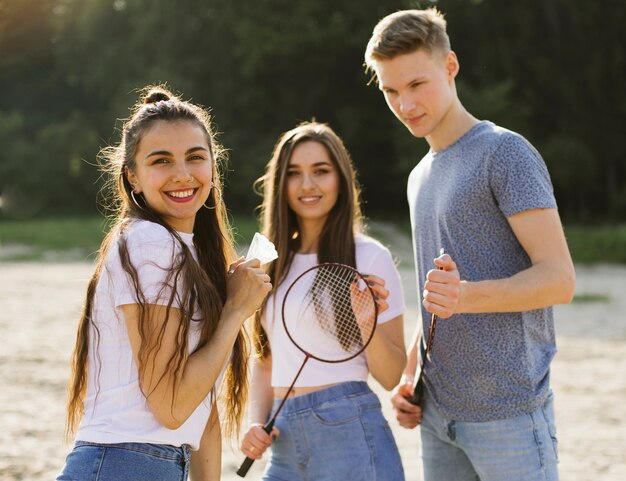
[76,220,221,450]
[262,234,405,387]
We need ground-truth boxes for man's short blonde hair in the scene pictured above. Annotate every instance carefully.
[364,8,450,78]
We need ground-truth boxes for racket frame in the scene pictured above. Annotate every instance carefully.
[237,262,379,477]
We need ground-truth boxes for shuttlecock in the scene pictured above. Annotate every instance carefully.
[245,232,278,265]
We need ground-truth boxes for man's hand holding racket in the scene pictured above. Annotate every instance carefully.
[390,251,460,429]
[391,374,422,428]
[422,252,460,319]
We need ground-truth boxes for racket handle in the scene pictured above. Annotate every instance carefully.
[410,376,425,406]
[409,247,445,408]
[236,457,254,478]
[236,420,276,477]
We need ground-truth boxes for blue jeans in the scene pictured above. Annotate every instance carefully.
[57,441,191,481]
[421,390,559,481]
[263,381,404,481]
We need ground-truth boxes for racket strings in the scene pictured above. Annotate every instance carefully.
[290,264,376,360]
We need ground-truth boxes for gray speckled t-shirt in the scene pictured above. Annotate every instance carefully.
[408,120,558,422]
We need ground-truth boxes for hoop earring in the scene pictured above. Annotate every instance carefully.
[203,182,221,210]
[130,190,145,210]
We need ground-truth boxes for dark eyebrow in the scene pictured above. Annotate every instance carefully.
[186,146,210,155]
[287,161,332,168]
[146,146,209,158]
[146,150,172,158]
[381,77,425,91]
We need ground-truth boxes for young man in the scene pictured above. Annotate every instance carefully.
[364,8,575,481]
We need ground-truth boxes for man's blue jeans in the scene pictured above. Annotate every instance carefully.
[421,390,559,481]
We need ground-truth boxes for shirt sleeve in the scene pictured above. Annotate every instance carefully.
[358,243,405,324]
[489,133,557,217]
[113,224,184,308]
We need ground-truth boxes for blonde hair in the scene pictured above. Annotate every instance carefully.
[364,8,450,80]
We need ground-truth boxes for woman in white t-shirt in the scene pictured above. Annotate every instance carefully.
[57,87,271,481]
[240,122,407,480]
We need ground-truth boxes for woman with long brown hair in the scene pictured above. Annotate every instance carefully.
[57,86,271,481]
[240,121,407,480]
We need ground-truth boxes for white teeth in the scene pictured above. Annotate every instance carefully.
[300,196,320,202]
[168,189,194,198]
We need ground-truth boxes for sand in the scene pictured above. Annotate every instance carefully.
[1,252,625,480]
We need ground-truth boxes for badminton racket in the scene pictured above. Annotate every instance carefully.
[410,248,445,407]
[236,262,379,477]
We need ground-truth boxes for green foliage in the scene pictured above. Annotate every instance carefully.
[564,224,626,264]
[229,215,260,249]
[0,217,109,260]
[571,293,610,304]
[2,217,624,265]
[390,215,626,265]
[0,0,624,222]
[0,215,260,261]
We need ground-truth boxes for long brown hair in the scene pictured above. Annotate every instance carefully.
[66,86,248,440]
[252,121,364,357]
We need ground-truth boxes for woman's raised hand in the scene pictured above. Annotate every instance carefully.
[224,258,272,321]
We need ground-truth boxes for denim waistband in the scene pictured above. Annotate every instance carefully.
[74,441,191,463]
[274,381,373,414]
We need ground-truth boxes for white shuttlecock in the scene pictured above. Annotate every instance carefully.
[245,232,278,264]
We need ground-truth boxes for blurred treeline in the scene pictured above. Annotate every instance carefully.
[0,0,624,222]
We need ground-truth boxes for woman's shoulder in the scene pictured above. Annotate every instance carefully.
[118,220,179,265]
[121,219,175,249]
[355,233,390,255]
[354,233,395,266]
[354,233,400,279]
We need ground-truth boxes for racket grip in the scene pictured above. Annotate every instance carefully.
[236,419,276,477]
[236,457,255,478]
[410,377,425,407]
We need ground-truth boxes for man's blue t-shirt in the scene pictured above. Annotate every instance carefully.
[408,120,558,422]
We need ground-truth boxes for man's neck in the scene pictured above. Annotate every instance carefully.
[426,101,479,153]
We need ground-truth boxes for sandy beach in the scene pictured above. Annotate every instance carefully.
[1,237,625,480]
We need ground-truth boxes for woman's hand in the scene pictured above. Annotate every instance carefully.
[224,258,272,321]
[361,274,390,314]
[240,423,279,460]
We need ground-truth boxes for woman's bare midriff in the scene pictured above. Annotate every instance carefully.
[273,383,339,398]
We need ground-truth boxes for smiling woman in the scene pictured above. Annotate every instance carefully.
[285,140,340,250]
[56,86,272,481]
[240,122,409,481]
[125,121,215,233]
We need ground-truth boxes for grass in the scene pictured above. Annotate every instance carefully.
[571,293,611,303]
[384,217,626,265]
[0,217,111,261]
[1,217,625,264]
[0,215,261,262]
[564,224,626,264]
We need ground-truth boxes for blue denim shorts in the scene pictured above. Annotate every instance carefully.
[421,390,559,481]
[56,441,191,481]
[262,381,405,481]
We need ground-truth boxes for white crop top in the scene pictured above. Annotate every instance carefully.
[262,234,405,387]
[76,220,222,450]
